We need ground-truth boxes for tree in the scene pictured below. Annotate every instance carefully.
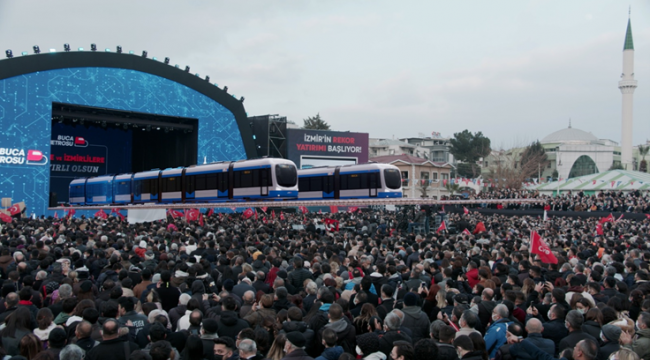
[639,145,649,172]
[449,130,491,177]
[302,113,330,130]
[486,141,549,190]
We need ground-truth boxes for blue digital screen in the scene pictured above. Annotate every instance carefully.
[0,67,246,215]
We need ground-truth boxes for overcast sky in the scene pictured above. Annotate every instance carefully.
[1,1,648,149]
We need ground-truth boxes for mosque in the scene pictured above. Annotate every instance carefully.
[483,14,639,182]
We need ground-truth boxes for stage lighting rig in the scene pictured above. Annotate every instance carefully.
[142,50,147,58]
[116,46,122,53]
[64,44,71,52]
[91,44,97,51]
[5,50,12,58]
[240,97,245,103]
[223,86,228,93]
[33,46,40,54]
[205,76,210,82]
[164,57,170,64]
[185,66,190,72]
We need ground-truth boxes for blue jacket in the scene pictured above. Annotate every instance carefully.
[315,346,343,360]
[484,319,511,359]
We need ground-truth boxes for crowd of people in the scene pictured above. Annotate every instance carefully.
[0,192,648,360]
[467,189,650,213]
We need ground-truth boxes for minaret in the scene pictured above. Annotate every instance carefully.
[619,12,637,170]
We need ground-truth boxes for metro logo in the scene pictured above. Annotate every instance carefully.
[27,150,44,162]
[75,137,86,145]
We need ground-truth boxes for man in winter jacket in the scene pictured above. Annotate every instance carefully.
[484,304,511,360]
[280,308,315,356]
[513,319,554,359]
[401,292,430,344]
[86,319,139,360]
[314,329,343,360]
[287,257,313,294]
[216,296,250,340]
[318,303,355,355]
[620,311,650,360]
[379,312,413,357]
[282,332,314,360]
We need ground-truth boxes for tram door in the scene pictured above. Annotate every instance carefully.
[261,168,269,196]
[369,172,378,197]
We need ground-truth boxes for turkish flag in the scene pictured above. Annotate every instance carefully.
[463,207,469,215]
[94,210,108,219]
[348,207,359,213]
[299,206,308,214]
[243,208,254,219]
[260,207,268,213]
[473,221,486,234]
[66,208,76,219]
[462,228,471,235]
[599,214,615,224]
[54,212,59,219]
[530,231,558,264]
[186,209,200,221]
[255,209,258,221]
[207,208,214,217]
[271,210,276,219]
[280,212,285,221]
[0,213,12,223]
[437,221,446,233]
[199,213,204,227]
[324,218,340,231]
[167,209,183,219]
[596,223,603,235]
[7,204,21,216]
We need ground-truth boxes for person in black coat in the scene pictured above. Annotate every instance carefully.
[86,319,140,360]
[376,285,396,321]
[216,296,250,340]
[540,305,568,355]
[596,325,620,360]
[512,319,555,360]
[557,310,599,355]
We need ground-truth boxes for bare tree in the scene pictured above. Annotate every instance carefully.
[487,142,548,190]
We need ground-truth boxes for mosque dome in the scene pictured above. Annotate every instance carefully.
[540,126,598,144]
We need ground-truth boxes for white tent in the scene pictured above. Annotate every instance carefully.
[533,170,650,195]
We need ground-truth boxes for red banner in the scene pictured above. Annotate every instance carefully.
[0,213,12,223]
[243,208,254,219]
[530,231,558,264]
[94,210,108,219]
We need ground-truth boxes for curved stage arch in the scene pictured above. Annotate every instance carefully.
[0,51,256,215]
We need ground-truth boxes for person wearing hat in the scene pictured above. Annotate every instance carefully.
[135,240,147,258]
[282,331,313,360]
[356,332,384,360]
[597,324,621,360]
[401,292,430,344]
